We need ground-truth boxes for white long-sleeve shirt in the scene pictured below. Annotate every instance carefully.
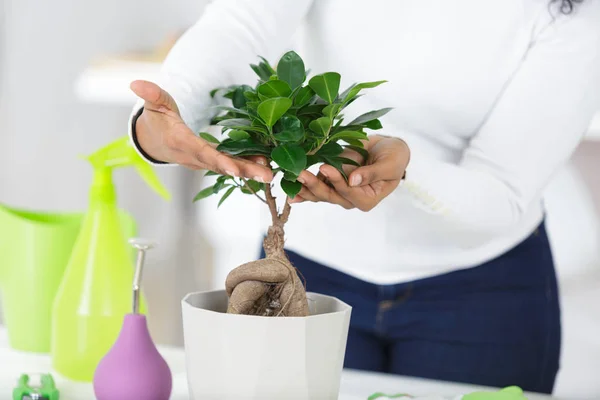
[129,0,600,284]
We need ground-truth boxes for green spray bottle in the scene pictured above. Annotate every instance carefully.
[50,136,170,382]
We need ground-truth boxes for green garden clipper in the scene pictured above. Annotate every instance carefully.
[12,373,59,400]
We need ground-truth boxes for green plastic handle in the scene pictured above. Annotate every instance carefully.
[368,393,411,399]
[13,373,59,400]
[367,386,527,400]
[463,386,526,400]
[85,136,171,201]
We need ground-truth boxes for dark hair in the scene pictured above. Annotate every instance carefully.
[557,0,583,13]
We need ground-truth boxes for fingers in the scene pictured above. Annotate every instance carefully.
[320,164,378,212]
[295,187,318,202]
[171,132,273,182]
[130,80,179,114]
[234,157,274,183]
[348,161,395,187]
[320,165,351,195]
[244,155,269,167]
[296,171,354,209]
[348,138,410,187]
[342,146,367,162]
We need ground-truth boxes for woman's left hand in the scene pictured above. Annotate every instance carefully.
[290,135,410,211]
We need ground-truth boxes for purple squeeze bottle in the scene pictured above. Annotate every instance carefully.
[93,238,172,400]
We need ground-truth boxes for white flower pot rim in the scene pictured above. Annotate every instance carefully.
[182,290,352,319]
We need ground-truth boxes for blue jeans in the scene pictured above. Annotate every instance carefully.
[260,222,561,394]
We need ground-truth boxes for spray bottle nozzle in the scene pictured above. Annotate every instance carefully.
[128,238,157,314]
[84,136,171,201]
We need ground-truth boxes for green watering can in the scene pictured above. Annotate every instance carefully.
[0,204,136,353]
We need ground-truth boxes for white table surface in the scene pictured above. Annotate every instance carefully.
[0,327,559,400]
[73,61,600,143]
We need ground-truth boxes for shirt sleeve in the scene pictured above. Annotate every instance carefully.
[395,2,600,245]
[128,0,314,164]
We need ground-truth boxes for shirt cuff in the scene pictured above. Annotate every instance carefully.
[128,101,170,165]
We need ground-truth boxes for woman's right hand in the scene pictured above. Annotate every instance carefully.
[130,80,273,183]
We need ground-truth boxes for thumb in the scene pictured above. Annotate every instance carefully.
[130,80,179,114]
[349,165,382,187]
[349,160,401,187]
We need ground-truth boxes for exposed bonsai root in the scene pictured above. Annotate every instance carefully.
[225,255,309,317]
[225,191,309,317]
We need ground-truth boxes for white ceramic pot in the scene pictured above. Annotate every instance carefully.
[181,290,352,400]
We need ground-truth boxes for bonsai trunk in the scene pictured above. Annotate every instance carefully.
[225,184,309,317]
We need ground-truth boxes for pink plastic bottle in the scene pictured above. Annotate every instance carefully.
[93,239,172,400]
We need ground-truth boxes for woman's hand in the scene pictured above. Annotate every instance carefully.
[290,135,410,211]
[130,80,273,183]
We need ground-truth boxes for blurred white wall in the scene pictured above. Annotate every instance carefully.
[548,143,600,399]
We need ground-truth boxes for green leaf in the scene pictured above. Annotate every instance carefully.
[245,101,261,110]
[338,157,361,167]
[306,155,322,168]
[298,115,312,129]
[241,179,263,194]
[281,178,302,198]
[217,139,270,156]
[322,156,348,181]
[228,130,250,141]
[277,51,306,90]
[251,63,272,81]
[297,104,326,117]
[323,103,342,119]
[217,117,267,134]
[257,80,292,98]
[271,144,307,176]
[217,118,252,127]
[308,117,331,136]
[218,186,236,207]
[258,56,277,74]
[193,185,215,202]
[210,106,251,117]
[343,80,387,103]
[293,86,315,107]
[328,130,368,143]
[349,108,393,125]
[309,72,341,104]
[365,119,383,130]
[232,85,252,109]
[244,90,259,101]
[257,97,293,127]
[344,138,365,147]
[212,179,229,194]
[199,132,220,144]
[346,145,369,160]
[222,87,237,100]
[338,83,357,101]
[315,142,344,157]
[283,171,298,181]
[204,170,220,177]
[274,115,304,142]
[223,125,268,135]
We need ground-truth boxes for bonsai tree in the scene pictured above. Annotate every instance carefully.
[194,51,390,317]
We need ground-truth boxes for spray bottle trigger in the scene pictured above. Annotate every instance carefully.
[133,160,171,201]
